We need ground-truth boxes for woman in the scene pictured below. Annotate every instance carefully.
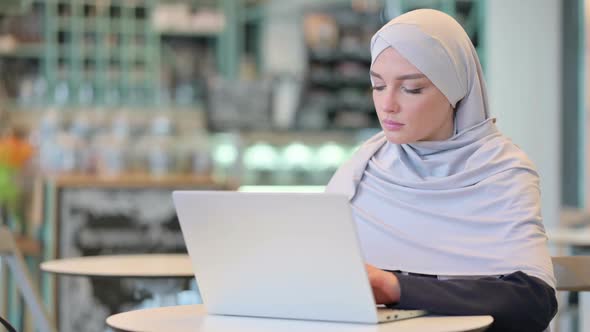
[326,9,557,332]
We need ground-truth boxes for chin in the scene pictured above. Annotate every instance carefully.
[383,130,412,144]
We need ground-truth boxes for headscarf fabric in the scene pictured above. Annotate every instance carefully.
[326,9,555,287]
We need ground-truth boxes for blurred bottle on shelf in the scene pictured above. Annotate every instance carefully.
[177,131,211,176]
[272,75,302,130]
[37,109,62,173]
[53,66,70,106]
[77,81,95,106]
[147,136,174,177]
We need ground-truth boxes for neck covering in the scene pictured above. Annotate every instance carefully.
[326,9,555,287]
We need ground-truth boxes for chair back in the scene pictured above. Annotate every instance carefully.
[0,226,57,332]
[552,256,590,291]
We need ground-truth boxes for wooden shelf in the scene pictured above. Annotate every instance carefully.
[0,44,43,58]
[45,173,234,189]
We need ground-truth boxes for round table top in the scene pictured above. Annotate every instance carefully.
[40,254,194,278]
[106,305,493,332]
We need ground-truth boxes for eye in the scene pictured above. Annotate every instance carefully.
[402,86,423,94]
[371,86,385,91]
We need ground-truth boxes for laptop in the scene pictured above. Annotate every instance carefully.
[172,191,427,324]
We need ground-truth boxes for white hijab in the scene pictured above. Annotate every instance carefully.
[326,9,555,287]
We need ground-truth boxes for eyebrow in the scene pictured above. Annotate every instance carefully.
[370,70,426,81]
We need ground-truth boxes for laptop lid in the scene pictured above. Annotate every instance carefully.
[173,191,379,323]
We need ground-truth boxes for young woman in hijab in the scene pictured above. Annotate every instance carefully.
[326,9,556,332]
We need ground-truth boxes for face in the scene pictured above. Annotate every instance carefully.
[371,47,455,144]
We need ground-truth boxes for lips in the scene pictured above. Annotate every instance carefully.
[382,119,404,131]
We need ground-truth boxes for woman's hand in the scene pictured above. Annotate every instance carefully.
[365,264,401,305]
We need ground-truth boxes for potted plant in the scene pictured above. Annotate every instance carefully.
[0,126,33,230]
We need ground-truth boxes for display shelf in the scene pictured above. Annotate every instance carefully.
[308,49,371,63]
[308,75,370,88]
[0,0,245,109]
[156,30,220,38]
[301,0,485,132]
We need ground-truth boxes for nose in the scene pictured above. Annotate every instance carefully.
[380,91,400,114]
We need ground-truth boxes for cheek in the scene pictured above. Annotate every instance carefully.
[372,92,384,111]
[400,98,430,122]
[421,99,453,130]
[403,95,450,129]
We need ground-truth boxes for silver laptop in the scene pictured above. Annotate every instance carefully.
[172,191,427,324]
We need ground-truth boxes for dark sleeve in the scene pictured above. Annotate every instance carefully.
[387,271,557,332]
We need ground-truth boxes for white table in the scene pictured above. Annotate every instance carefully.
[41,254,196,331]
[106,304,493,332]
[40,254,193,278]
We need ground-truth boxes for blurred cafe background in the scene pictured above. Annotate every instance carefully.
[0,0,586,331]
